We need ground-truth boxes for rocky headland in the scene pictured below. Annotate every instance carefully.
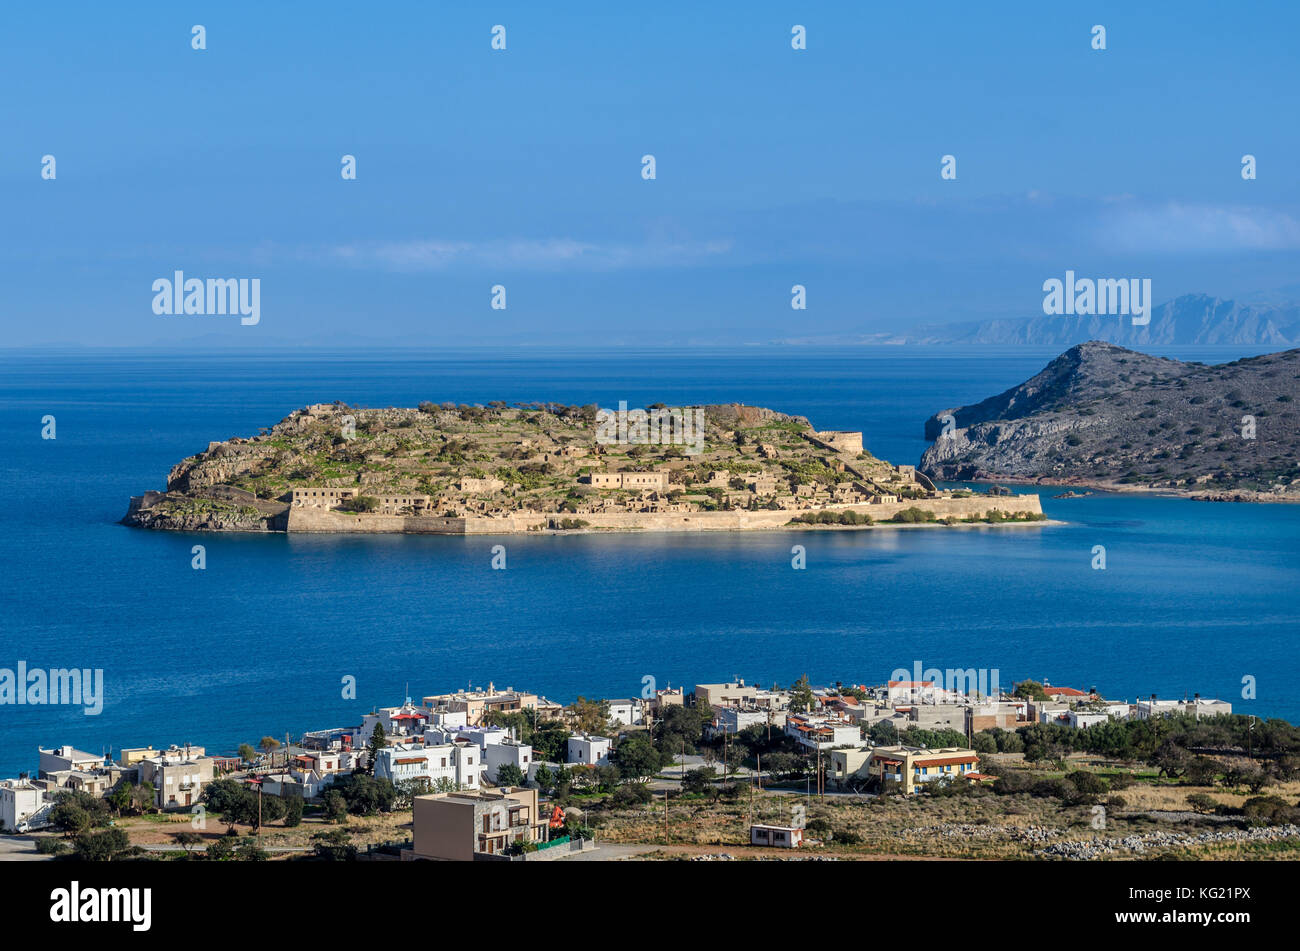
[919,342,1300,500]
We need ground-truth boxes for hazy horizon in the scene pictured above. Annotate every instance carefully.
[4,2,1299,347]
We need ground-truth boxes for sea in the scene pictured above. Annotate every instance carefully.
[0,346,1296,777]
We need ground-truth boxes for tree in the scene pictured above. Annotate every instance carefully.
[313,828,357,861]
[1013,680,1050,702]
[323,790,348,824]
[73,827,132,862]
[654,704,709,757]
[568,697,611,735]
[238,743,257,763]
[529,720,569,763]
[283,795,304,827]
[592,764,622,793]
[258,736,281,753]
[610,783,653,808]
[236,839,269,862]
[609,732,665,783]
[788,675,816,714]
[494,764,526,788]
[364,723,387,776]
[173,831,203,855]
[50,790,109,836]
[681,767,717,795]
[207,836,236,861]
[1186,792,1219,814]
[533,764,555,793]
[202,779,253,831]
[763,752,805,780]
[332,773,397,816]
[107,783,133,816]
[131,782,156,815]
[868,719,899,746]
[394,778,432,807]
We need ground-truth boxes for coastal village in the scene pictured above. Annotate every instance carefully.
[124,402,1045,533]
[6,673,1291,863]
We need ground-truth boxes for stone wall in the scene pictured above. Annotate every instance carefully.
[285,494,1043,535]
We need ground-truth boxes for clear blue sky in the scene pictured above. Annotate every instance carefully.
[3,1,1299,346]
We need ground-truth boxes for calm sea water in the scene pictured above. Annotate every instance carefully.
[0,347,1296,777]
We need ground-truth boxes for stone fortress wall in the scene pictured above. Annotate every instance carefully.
[285,493,1044,535]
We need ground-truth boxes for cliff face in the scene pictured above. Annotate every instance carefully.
[919,342,1300,498]
[122,487,287,532]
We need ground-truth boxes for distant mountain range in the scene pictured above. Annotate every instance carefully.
[789,294,1300,347]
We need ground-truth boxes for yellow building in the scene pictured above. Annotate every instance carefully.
[865,745,979,794]
[831,745,979,793]
[117,747,160,766]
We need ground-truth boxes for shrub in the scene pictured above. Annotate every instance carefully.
[890,506,937,524]
[609,783,653,808]
[1186,792,1219,814]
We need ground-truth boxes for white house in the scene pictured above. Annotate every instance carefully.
[425,724,508,750]
[1135,698,1232,720]
[483,740,534,783]
[357,703,430,744]
[606,699,644,727]
[37,745,104,779]
[0,779,54,832]
[784,713,861,751]
[373,742,479,790]
[1066,711,1110,730]
[566,734,611,766]
[710,706,773,736]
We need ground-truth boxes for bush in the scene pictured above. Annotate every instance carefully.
[890,506,937,524]
[35,837,70,855]
[609,783,654,808]
[681,767,717,795]
[993,771,1034,795]
[1241,796,1300,825]
[1065,770,1108,798]
[1031,778,1077,801]
[1186,792,1219,814]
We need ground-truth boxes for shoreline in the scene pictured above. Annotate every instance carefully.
[940,475,1300,504]
[123,495,1051,536]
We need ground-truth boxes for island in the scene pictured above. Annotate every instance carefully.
[123,402,1044,534]
[919,342,1300,501]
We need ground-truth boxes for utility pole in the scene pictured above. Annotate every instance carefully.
[723,726,729,783]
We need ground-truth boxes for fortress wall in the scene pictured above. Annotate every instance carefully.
[285,494,1041,534]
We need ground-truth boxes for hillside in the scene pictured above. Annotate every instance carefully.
[121,400,972,533]
[919,342,1300,499]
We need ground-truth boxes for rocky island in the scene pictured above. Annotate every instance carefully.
[920,342,1300,500]
[123,401,1044,534]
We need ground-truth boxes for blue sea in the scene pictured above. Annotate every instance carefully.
[0,347,1296,777]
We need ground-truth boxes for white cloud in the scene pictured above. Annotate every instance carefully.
[326,236,733,272]
[1096,201,1300,253]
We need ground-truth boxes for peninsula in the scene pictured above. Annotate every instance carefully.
[123,402,1043,534]
[920,342,1300,501]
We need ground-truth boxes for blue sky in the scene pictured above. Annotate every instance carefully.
[3,0,1299,346]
